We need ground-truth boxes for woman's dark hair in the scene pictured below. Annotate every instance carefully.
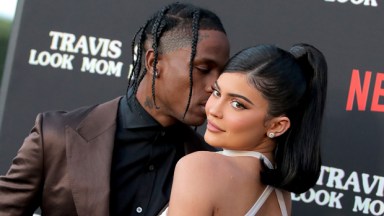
[127,2,226,117]
[225,44,327,193]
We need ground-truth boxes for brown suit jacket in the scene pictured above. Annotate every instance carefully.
[0,97,213,216]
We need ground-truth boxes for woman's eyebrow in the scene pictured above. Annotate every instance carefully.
[215,81,254,105]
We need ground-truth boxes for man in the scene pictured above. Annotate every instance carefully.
[0,2,230,216]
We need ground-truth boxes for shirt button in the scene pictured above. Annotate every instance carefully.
[161,131,165,136]
[136,207,143,213]
[148,165,155,171]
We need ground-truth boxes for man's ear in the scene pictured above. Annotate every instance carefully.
[145,49,161,77]
[267,116,291,138]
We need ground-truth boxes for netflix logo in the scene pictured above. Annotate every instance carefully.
[346,69,384,112]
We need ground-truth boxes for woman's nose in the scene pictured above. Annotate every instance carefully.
[206,96,223,119]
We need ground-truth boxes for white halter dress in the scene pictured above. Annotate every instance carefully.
[159,149,288,216]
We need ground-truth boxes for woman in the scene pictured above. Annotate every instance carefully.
[161,43,327,216]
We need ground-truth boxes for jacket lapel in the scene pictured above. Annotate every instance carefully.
[66,97,120,216]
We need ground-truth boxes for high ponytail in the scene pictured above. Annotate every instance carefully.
[275,43,328,193]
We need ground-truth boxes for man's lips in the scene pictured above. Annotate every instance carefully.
[197,100,208,112]
[200,100,208,107]
[206,120,225,132]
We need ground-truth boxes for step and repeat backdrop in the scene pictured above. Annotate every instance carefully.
[0,0,383,215]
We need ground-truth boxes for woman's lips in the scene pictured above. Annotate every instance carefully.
[206,120,225,132]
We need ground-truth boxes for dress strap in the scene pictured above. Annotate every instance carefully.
[220,149,274,169]
[220,149,288,216]
[244,187,288,216]
[276,190,288,216]
[244,186,274,216]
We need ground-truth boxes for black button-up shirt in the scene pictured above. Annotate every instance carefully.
[109,94,186,216]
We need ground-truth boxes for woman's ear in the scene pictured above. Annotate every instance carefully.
[267,116,291,138]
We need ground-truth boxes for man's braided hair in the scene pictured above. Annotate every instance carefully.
[127,2,226,118]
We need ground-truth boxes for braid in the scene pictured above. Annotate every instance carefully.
[151,5,171,109]
[127,2,226,118]
[127,26,143,90]
[132,20,150,96]
[183,10,200,118]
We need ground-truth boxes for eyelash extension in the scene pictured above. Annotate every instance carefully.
[231,100,246,109]
[211,85,218,92]
[211,87,221,97]
[210,86,247,109]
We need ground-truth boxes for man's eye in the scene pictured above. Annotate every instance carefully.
[196,67,210,73]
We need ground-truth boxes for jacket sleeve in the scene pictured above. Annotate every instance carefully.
[0,114,44,215]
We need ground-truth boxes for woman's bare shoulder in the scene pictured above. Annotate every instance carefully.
[168,151,227,215]
[176,151,225,176]
[173,151,234,191]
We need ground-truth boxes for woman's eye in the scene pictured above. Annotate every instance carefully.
[212,89,220,97]
[231,101,245,109]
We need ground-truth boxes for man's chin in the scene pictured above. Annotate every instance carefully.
[183,116,206,127]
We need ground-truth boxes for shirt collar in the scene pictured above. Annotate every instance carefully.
[119,91,160,129]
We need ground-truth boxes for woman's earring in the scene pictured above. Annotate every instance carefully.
[267,132,275,138]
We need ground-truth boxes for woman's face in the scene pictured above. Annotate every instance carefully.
[204,72,273,151]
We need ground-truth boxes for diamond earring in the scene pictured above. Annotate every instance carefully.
[267,132,275,138]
